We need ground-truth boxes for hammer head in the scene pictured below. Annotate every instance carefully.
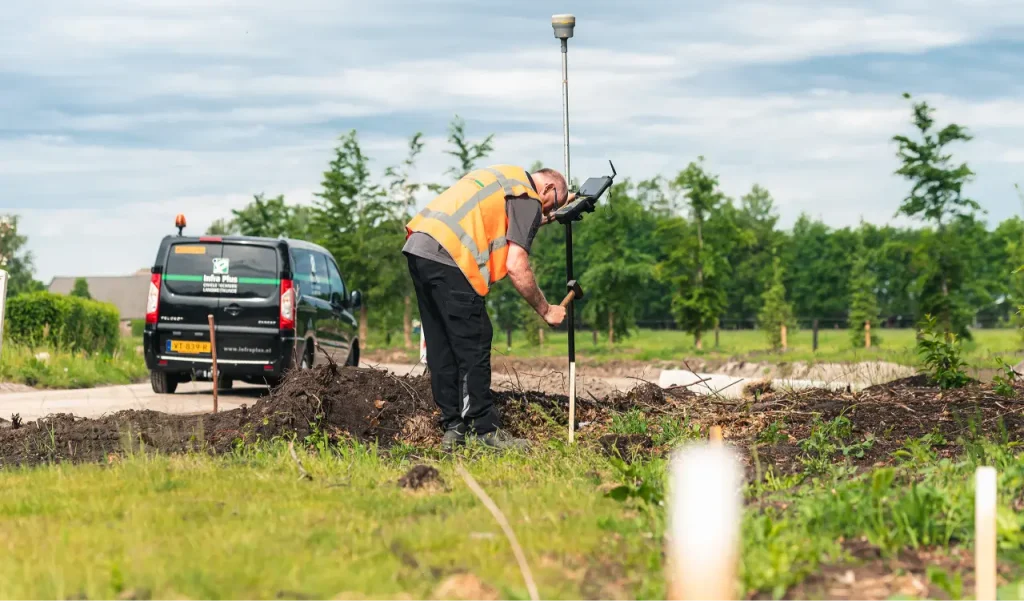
[567,279,584,300]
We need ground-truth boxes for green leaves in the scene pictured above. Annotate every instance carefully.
[915,314,971,389]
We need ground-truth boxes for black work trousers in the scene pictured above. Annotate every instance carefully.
[406,253,498,435]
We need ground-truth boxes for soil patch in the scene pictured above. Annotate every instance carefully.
[2,359,1022,472]
[398,465,443,490]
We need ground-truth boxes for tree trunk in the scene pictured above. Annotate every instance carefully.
[506,328,512,352]
[593,329,598,345]
[608,311,615,347]
[359,304,368,350]
[695,331,702,350]
[539,328,545,347]
[403,295,413,349]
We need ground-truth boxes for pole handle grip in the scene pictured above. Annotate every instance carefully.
[559,290,576,308]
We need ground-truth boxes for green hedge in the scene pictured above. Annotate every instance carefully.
[5,292,121,354]
[130,318,145,338]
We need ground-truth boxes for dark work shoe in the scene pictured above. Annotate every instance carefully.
[476,429,530,452]
[441,426,466,451]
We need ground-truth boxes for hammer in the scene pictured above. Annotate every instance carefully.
[559,279,584,307]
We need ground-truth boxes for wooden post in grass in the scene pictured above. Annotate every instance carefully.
[812,319,819,352]
[208,314,219,413]
[975,466,997,601]
[714,319,720,349]
[667,440,741,600]
[780,324,787,352]
[865,320,871,349]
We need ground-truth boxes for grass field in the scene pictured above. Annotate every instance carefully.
[370,326,1024,370]
[1,433,1022,599]
[0,338,147,389]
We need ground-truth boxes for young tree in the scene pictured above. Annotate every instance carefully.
[892,92,980,339]
[70,277,92,300]
[848,249,881,347]
[758,254,796,351]
[488,279,524,351]
[0,215,43,296]
[208,194,312,239]
[724,185,783,323]
[657,158,732,349]
[312,130,396,350]
[384,132,426,349]
[428,115,495,193]
[579,182,655,345]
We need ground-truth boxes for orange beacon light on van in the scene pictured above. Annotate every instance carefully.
[175,213,186,236]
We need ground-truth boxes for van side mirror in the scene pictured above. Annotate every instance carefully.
[349,290,362,309]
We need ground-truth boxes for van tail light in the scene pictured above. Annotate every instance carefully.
[280,279,295,330]
[145,273,161,324]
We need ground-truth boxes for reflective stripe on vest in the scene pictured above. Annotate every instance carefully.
[405,165,541,296]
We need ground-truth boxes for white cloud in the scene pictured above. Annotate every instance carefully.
[3,0,1024,282]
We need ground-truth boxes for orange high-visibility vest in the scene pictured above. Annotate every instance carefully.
[406,165,542,296]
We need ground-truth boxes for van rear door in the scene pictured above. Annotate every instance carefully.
[214,243,283,364]
[158,241,223,359]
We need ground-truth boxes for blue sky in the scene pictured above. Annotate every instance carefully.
[3,0,1024,282]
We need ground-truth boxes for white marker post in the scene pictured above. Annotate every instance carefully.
[0,270,7,360]
[667,441,742,600]
[975,466,998,601]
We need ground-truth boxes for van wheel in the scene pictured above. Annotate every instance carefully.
[345,341,359,367]
[151,371,178,394]
[300,343,313,369]
[218,377,233,390]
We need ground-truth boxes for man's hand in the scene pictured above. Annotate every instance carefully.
[543,304,566,326]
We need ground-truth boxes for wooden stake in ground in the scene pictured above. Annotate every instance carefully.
[780,324,787,352]
[208,314,219,413]
[975,466,997,601]
[865,320,871,349]
[666,442,741,600]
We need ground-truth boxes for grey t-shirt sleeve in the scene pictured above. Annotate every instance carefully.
[505,196,542,254]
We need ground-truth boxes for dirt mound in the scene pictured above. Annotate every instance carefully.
[2,361,1021,473]
[0,364,434,467]
[398,465,443,490]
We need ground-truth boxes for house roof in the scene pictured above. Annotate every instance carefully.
[47,272,151,320]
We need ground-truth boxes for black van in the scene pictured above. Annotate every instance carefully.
[142,232,361,393]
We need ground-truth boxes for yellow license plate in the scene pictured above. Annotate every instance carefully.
[169,340,211,354]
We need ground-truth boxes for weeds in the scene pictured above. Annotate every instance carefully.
[993,357,1017,398]
[916,314,971,389]
[611,408,649,436]
[756,420,787,446]
[798,414,875,475]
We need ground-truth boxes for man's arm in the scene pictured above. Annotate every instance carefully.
[506,242,549,316]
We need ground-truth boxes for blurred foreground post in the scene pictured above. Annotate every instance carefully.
[208,314,219,413]
[975,466,997,600]
[666,438,741,600]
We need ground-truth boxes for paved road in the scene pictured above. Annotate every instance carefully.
[0,379,267,422]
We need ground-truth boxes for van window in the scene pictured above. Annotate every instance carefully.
[164,242,278,298]
[222,244,279,299]
[327,258,346,299]
[164,243,218,296]
[293,249,327,301]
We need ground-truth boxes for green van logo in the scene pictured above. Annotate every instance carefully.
[212,258,230,275]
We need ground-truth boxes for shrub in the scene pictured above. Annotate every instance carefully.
[130,318,146,338]
[916,314,970,389]
[5,291,121,354]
